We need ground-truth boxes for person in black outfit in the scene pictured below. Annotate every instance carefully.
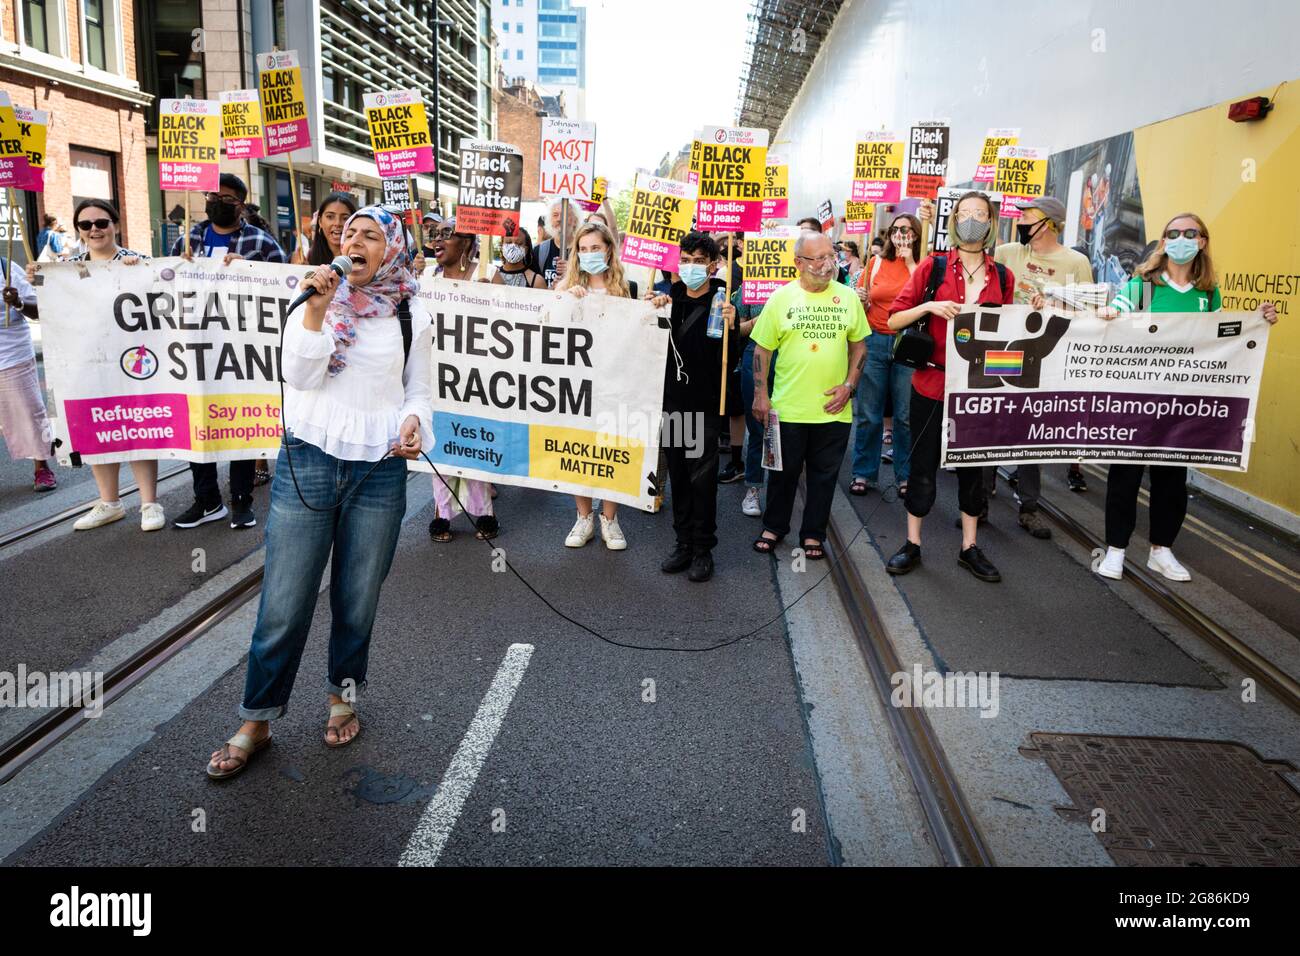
[647,232,738,582]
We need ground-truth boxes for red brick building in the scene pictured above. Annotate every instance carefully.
[1,0,151,259]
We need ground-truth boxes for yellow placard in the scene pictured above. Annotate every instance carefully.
[696,140,767,201]
[993,145,1049,201]
[187,393,283,454]
[258,50,311,154]
[764,162,788,201]
[529,424,643,498]
[975,127,1020,183]
[14,106,47,188]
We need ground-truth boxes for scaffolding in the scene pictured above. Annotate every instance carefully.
[735,0,845,135]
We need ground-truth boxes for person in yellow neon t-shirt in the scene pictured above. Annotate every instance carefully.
[751,231,869,561]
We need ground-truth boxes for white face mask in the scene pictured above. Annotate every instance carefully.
[502,243,525,264]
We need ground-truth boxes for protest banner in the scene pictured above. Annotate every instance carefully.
[620,172,697,275]
[457,139,524,240]
[762,146,789,219]
[14,105,48,191]
[0,186,32,265]
[0,91,32,189]
[219,90,266,160]
[851,130,905,204]
[539,118,596,200]
[36,257,312,465]
[693,125,768,232]
[932,186,1003,254]
[741,227,798,305]
[410,278,669,510]
[364,89,435,178]
[994,144,1049,219]
[974,127,1019,183]
[906,121,950,200]
[158,98,222,192]
[257,50,311,155]
[817,199,833,233]
[577,174,607,213]
[844,200,873,236]
[941,305,1271,470]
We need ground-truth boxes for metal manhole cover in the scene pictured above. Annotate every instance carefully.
[1021,733,1300,866]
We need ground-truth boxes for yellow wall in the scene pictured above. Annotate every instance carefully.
[1134,87,1300,516]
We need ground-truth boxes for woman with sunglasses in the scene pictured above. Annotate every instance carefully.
[426,217,498,543]
[23,200,158,521]
[557,221,638,550]
[1094,213,1278,583]
[849,212,925,498]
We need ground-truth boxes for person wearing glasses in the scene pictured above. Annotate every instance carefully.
[1093,212,1279,583]
[24,200,158,523]
[885,191,1015,583]
[848,212,924,498]
[751,231,868,562]
[169,173,286,532]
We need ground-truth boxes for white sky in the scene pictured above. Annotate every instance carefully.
[579,0,752,191]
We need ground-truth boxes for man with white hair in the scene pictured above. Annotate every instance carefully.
[534,198,581,287]
[750,231,869,561]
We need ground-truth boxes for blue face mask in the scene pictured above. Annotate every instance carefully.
[678,263,709,289]
[1164,236,1200,264]
[578,251,609,275]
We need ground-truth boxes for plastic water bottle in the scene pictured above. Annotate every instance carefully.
[706,288,725,339]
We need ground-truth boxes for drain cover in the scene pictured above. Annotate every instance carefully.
[1021,733,1300,866]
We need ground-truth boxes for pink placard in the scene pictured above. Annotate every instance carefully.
[695,199,763,232]
[64,393,191,456]
[621,235,681,273]
[376,145,434,178]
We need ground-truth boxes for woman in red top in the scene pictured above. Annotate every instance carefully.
[849,211,925,495]
[884,191,1014,583]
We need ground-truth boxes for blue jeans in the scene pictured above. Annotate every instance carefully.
[739,340,770,486]
[240,435,408,720]
[851,330,913,483]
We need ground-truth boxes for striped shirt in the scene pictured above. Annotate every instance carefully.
[70,248,150,262]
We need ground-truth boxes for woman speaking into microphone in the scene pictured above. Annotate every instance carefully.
[207,205,431,780]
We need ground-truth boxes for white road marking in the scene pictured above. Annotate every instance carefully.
[399,642,535,867]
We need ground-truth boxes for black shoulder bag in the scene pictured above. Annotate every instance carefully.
[892,256,947,370]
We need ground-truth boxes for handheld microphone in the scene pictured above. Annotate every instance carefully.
[288,254,353,313]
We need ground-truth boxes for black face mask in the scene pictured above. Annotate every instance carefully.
[1017,219,1049,245]
[206,200,240,228]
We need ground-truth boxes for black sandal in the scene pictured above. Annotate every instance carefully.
[753,533,782,554]
[475,514,499,541]
[803,541,826,561]
[849,478,869,496]
[428,517,453,542]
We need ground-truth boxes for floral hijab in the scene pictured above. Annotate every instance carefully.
[327,205,419,376]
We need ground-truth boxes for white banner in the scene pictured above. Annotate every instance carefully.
[941,305,1271,470]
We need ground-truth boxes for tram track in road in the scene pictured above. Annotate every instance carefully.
[996,467,1300,718]
[822,509,995,867]
[0,470,418,787]
[0,465,191,552]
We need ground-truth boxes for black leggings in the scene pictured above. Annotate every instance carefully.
[1105,464,1188,548]
[904,389,986,519]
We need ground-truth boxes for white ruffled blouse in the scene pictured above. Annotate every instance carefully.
[281,302,434,462]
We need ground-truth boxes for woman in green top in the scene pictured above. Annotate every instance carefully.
[1095,212,1278,583]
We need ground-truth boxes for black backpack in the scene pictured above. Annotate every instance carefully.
[892,256,1008,371]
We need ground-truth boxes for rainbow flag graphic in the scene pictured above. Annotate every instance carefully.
[985,350,1024,376]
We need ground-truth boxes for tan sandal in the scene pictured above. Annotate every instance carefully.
[206,730,272,781]
[324,702,361,748]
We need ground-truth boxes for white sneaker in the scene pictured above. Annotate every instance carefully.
[74,500,125,531]
[1148,547,1191,582]
[600,513,627,550]
[140,502,165,532]
[565,512,595,548]
[1096,546,1126,580]
[742,486,762,517]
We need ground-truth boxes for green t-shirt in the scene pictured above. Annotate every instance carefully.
[750,279,869,423]
[1113,274,1221,313]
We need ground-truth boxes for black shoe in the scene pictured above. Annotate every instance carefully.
[881,446,893,464]
[230,498,256,529]
[687,551,714,582]
[1067,468,1088,493]
[958,545,1001,582]
[886,541,921,575]
[717,462,743,484]
[1018,509,1052,539]
[661,545,693,574]
[173,500,227,529]
[953,509,988,529]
